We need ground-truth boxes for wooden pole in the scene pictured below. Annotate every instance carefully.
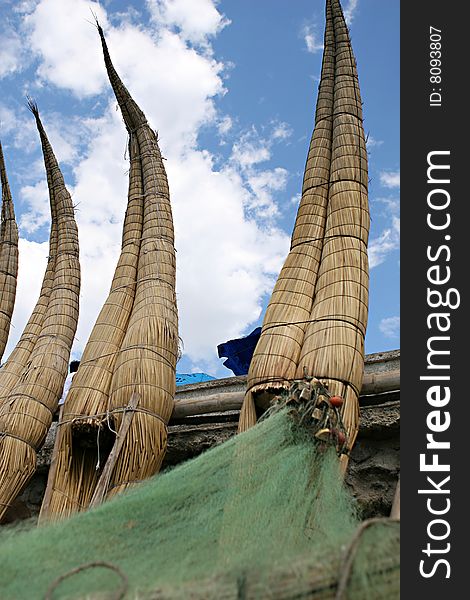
[89,392,140,508]
[172,368,400,420]
[390,476,400,520]
[362,370,400,396]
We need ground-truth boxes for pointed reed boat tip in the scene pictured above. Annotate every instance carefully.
[89,7,100,28]
[26,96,39,118]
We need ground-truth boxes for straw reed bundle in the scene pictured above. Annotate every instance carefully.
[40,132,144,521]
[0,217,57,407]
[240,0,370,466]
[0,141,19,362]
[95,24,178,500]
[40,24,178,518]
[294,0,369,463]
[0,137,56,410]
[0,103,80,521]
[239,0,336,430]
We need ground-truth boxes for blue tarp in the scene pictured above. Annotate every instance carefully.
[217,327,262,376]
[176,373,216,386]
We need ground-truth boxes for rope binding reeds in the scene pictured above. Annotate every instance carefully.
[45,561,128,600]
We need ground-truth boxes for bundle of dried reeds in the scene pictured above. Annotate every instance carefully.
[40,24,178,519]
[0,215,57,406]
[40,132,144,521]
[0,103,80,521]
[0,141,19,362]
[240,0,369,466]
[296,0,369,464]
[239,0,336,430]
[97,23,178,500]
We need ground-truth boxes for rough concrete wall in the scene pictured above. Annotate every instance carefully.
[346,400,400,518]
[4,402,399,523]
[2,350,400,524]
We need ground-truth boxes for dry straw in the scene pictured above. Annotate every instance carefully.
[0,211,57,410]
[0,102,80,521]
[240,0,370,466]
[40,23,178,520]
[0,140,19,362]
[239,0,336,430]
[40,129,145,522]
[99,22,178,501]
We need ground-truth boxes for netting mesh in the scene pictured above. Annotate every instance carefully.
[0,409,399,599]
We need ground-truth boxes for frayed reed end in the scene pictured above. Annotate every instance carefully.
[237,391,257,433]
[0,436,36,521]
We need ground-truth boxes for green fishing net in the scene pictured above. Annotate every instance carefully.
[0,409,399,599]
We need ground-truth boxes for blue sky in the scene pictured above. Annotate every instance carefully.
[0,0,399,377]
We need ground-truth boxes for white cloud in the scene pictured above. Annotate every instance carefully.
[13,1,38,13]
[301,0,358,55]
[40,114,89,164]
[66,130,290,372]
[0,27,25,78]
[374,196,399,215]
[231,129,272,169]
[147,0,230,44]
[368,216,400,268]
[16,107,90,164]
[16,109,92,235]
[380,170,400,189]
[167,151,289,367]
[369,187,400,269]
[104,26,225,154]
[217,115,232,136]
[24,0,109,97]
[231,122,291,168]
[0,105,38,155]
[379,316,400,339]
[302,24,323,54]
[9,0,291,376]
[19,180,50,233]
[4,239,50,357]
[0,104,17,133]
[24,0,226,151]
[344,0,359,25]
[272,121,292,141]
[366,135,383,149]
[244,167,288,219]
[229,125,291,221]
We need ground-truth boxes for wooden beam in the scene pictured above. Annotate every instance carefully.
[89,392,140,508]
[172,368,399,420]
[173,391,243,419]
[362,369,400,396]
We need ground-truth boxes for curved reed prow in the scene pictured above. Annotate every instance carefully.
[0,102,80,521]
[0,140,19,362]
